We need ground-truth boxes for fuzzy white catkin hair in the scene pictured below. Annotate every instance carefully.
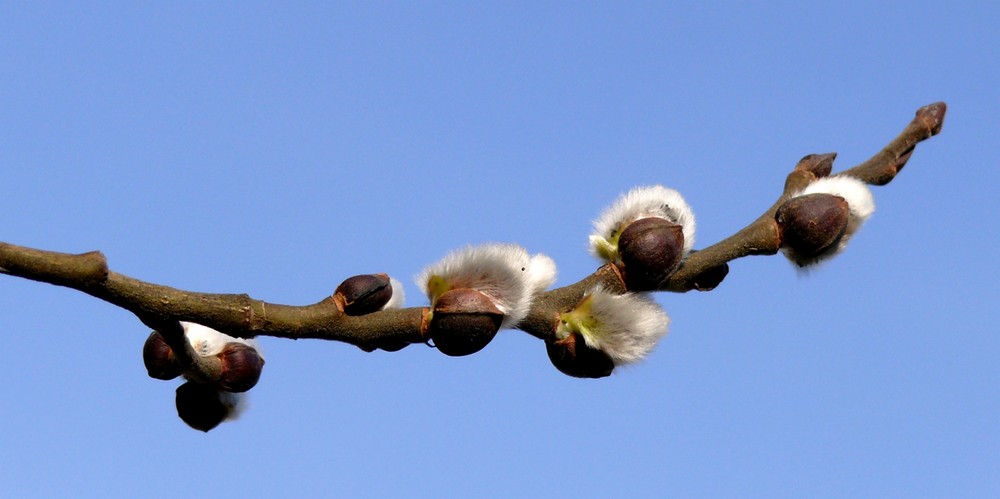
[784,176,876,268]
[182,322,262,359]
[382,277,406,310]
[416,243,557,329]
[590,185,697,259]
[218,390,247,421]
[577,287,670,365]
[526,253,558,295]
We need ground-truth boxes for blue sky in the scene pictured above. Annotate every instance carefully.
[1,2,997,497]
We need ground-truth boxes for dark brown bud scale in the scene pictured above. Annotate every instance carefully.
[690,262,730,291]
[916,101,946,136]
[217,343,265,393]
[375,341,410,352]
[793,152,836,178]
[334,273,394,315]
[175,381,229,432]
[545,332,614,379]
[618,217,685,291]
[428,289,503,357]
[775,193,850,258]
[142,330,182,380]
[358,339,410,353]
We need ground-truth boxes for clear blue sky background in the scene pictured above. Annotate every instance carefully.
[1,3,996,497]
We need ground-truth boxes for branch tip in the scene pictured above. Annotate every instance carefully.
[915,102,947,136]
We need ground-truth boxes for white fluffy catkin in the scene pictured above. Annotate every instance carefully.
[182,322,262,359]
[572,287,670,365]
[589,185,696,261]
[416,243,557,329]
[783,176,875,268]
[382,277,406,310]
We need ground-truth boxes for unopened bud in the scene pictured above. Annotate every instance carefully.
[545,332,614,379]
[334,273,394,315]
[618,217,685,290]
[175,381,231,432]
[217,343,265,393]
[142,331,182,380]
[776,193,850,261]
[358,340,410,353]
[376,341,410,352]
[428,288,503,357]
[793,152,836,178]
[690,261,729,291]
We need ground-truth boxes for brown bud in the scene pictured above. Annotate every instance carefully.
[175,381,229,432]
[428,289,503,357]
[358,339,410,353]
[690,262,730,291]
[142,331,182,380]
[916,101,946,136]
[793,153,836,178]
[618,217,685,291]
[776,193,849,260]
[334,273,394,315]
[376,341,410,352]
[216,343,264,393]
[545,332,614,379]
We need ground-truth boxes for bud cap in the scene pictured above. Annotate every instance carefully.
[334,274,395,315]
[142,330,182,380]
[175,381,246,432]
[545,332,615,379]
[590,185,696,264]
[781,176,875,268]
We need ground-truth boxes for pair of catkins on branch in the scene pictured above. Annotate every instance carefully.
[1,102,946,431]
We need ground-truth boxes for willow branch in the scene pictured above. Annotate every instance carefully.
[0,243,425,349]
[520,102,947,339]
[1,102,946,349]
[662,102,946,292]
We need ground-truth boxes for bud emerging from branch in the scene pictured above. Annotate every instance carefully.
[589,185,696,290]
[428,288,504,356]
[142,330,182,380]
[217,343,265,393]
[618,217,686,290]
[549,287,670,377]
[181,322,265,392]
[175,381,245,432]
[686,251,730,291]
[416,243,556,330]
[545,331,615,379]
[777,176,875,268]
[333,273,405,315]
